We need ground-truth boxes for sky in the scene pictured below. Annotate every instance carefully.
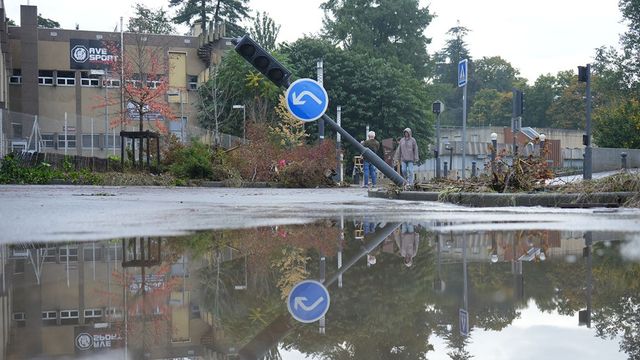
[6,0,627,83]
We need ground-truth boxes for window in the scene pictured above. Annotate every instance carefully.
[107,135,121,149]
[38,70,54,85]
[105,307,123,320]
[44,247,57,262]
[188,75,198,90]
[107,245,121,261]
[106,79,120,88]
[60,246,78,262]
[146,80,161,89]
[13,312,26,327]
[56,71,75,86]
[58,135,76,149]
[40,134,55,148]
[83,246,103,261]
[9,69,21,84]
[82,134,101,148]
[60,310,79,325]
[84,308,103,323]
[42,311,57,326]
[80,71,100,87]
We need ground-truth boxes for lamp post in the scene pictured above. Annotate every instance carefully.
[445,142,453,171]
[432,101,444,178]
[233,104,246,142]
[539,133,546,157]
[578,64,592,180]
[490,132,497,175]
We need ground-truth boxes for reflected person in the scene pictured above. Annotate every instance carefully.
[394,223,420,267]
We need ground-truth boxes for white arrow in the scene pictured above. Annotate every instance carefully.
[294,296,324,311]
[292,91,322,106]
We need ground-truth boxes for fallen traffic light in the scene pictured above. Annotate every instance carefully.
[232,35,292,87]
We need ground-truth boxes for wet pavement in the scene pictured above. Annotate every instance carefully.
[1,185,640,359]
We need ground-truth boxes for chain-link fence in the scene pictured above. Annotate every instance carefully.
[0,109,244,160]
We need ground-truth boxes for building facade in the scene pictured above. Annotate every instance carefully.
[3,4,230,158]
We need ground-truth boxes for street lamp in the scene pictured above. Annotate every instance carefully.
[539,133,546,156]
[445,142,453,170]
[490,132,497,175]
[233,104,246,142]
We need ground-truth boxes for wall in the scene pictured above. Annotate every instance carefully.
[592,148,640,172]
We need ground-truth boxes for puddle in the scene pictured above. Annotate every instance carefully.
[2,218,639,359]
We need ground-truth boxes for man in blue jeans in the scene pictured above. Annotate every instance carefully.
[362,131,380,189]
[393,128,419,188]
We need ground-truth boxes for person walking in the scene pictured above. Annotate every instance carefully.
[394,128,419,187]
[362,131,380,189]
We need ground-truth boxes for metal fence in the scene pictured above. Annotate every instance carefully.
[0,109,244,160]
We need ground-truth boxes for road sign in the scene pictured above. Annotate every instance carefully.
[287,280,330,323]
[459,308,469,336]
[285,78,329,122]
[458,59,468,87]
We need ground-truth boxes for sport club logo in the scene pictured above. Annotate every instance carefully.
[71,45,89,63]
[75,333,92,351]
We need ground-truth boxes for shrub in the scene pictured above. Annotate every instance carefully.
[169,141,214,179]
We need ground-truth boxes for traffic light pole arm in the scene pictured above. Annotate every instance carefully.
[321,114,406,187]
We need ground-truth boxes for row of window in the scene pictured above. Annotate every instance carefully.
[13,308,123,326]
[11,245,122,264]
[40,134,122,149]
[10,69,198,90]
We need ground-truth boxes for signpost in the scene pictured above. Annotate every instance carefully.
[287,280,331,323]
[458,59,468,179]
[285,78,329,122]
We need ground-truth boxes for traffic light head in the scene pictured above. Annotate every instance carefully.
[577,65,589,82]
[233,35,292,87]
[512,88,524,117]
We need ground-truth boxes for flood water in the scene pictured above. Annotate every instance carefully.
[3,217,640,360]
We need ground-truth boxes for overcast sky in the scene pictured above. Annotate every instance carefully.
[7,0,627,83]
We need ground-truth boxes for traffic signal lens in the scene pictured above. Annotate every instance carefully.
[268,68,284,81]
[254,56,269,70]
[238,44,255,58]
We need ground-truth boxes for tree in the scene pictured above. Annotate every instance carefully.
[593,98,640,148]
[473,56,522,92]
[250,12,280,52]
[37,14,60,28]
[127,3,175,34]
[468,89,511,127]
[433,23,472,86]
[281,37,433,162]
[525,74,556,128]
[270,95,308,149]
[321,0,434,78]
[168,0,250,37]
[546,78,586,129]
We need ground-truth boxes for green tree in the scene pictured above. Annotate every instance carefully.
[433,23,472,86]
[593,98,640,148]
[250,11,280,52]
[281,37,433,162]
[474,56,522,92]
[127,3,175,34]
[547,78,585,129]
[168,0,250,37]
[468,89,511,127]
[525,74,556,128]
[321,0,433,78]
[37,14,60,28]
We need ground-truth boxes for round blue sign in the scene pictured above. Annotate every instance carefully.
[287,280,331,323]
[285,78,329,122]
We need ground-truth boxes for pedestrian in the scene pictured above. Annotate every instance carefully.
[393,128,419,187]
[362,131,380,189]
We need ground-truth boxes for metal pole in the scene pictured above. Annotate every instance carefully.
[491,139,497,175]
[243,105,246,142]
[105,70,109,155]
[435,112,441,179]
[64,112,68,155]
[0,110,3,157]
[462,84,467,179]
[91,118,94,158]
[180,90,184,143]
[317,59,324,143]
[336,106,342,183]
[584,64,592,180]
[322,114,405,186]
[120,16,125,133]
[621,152,628,170]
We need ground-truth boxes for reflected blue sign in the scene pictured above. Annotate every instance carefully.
[459,308,469,336]
[285,78,329,122]
[287,280,330,323]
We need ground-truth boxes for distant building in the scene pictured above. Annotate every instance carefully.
[2,4,231,157]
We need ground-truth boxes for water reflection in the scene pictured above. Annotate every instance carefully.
[0,223,638,359]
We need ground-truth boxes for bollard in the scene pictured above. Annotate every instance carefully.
[443,161,448,178]
[621,152,628,170]
[471,161,477,178]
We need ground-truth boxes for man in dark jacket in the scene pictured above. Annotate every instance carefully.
[362,131,380,188]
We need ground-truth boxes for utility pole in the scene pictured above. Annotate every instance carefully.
[578,64,592,180]
[317,59,324,143]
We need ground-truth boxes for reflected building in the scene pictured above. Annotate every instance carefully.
[4,239,217,359]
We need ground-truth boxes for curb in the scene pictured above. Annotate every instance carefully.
[368,190,635,208]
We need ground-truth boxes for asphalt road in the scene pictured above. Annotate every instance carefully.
[1,185,639,243]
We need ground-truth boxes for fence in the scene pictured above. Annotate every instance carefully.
[0,109,245,160]
[9,151,122,172]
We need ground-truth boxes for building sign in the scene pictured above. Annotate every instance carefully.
[70,39,119,70]
[74,326,123,354]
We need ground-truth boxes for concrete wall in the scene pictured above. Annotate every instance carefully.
[592,147,640,172]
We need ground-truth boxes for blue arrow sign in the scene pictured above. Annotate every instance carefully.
[458,59,468,87]
[285,78,329,122]
[287,280,330,323]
